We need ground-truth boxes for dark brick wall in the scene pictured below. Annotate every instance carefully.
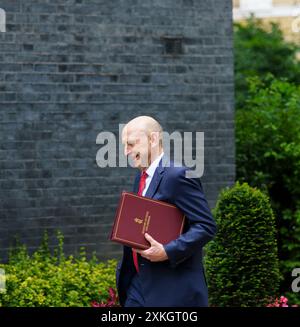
[0,0,235,261]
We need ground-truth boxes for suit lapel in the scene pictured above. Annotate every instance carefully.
[144,166,164,198]
[145,155,169,198]
[133,155,169,198]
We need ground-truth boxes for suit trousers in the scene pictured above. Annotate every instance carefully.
[124,273,145,307]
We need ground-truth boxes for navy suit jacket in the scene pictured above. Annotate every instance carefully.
[116,157,217,307]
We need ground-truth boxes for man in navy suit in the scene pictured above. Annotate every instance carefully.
[116,116,216,307]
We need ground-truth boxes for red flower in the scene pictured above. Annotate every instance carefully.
[266,296,298,307]
[91,287,120,307]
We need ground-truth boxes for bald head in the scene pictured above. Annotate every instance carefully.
[125,116,163,136]
[122,116,163,170]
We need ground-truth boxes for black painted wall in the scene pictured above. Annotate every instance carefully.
[0,0,235,261]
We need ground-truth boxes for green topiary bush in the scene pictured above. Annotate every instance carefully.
[205,182,281,307]
[236,75,300,304]
[0,231,118,307]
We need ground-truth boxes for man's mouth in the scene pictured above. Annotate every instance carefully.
[135,153,140,161]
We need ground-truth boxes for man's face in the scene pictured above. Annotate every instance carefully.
[122,126,151,170]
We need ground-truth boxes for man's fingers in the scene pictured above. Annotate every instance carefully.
[144,233,157,245]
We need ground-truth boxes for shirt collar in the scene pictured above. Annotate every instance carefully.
[145,152,164,178]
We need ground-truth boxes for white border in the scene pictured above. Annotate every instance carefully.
[234,5,300,20]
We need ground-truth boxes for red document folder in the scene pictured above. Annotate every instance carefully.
[110,192,185,249]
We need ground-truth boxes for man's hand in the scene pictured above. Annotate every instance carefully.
[134,233,168,262]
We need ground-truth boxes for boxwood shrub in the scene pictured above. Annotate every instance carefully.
[205,182,281,307]
[0,231,118,307]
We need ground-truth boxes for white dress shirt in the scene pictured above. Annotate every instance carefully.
[142,152,164,196]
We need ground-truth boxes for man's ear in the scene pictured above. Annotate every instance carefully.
[150,131,160,147]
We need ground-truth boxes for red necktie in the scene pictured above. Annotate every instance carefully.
[138,171,148,197]
[132,171,148,272]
